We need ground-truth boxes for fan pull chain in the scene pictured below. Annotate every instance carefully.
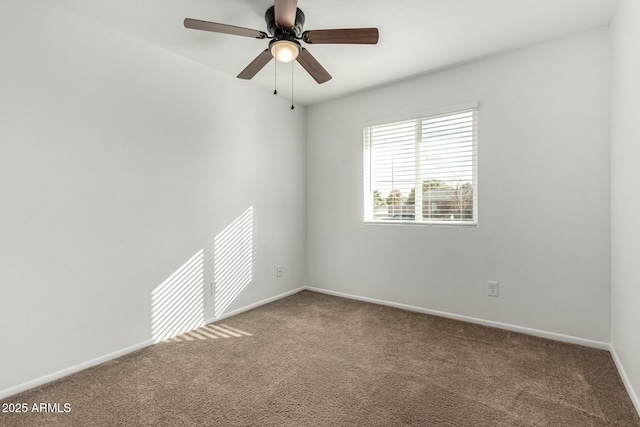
[273,60,278,95]
[291,62,295,110]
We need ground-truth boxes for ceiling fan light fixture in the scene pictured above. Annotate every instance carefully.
[270,39,300,63]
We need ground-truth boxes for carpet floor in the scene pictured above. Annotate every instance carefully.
[1,290,639,426]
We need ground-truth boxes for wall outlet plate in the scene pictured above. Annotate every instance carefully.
[488,281,499,297]
[276,265,283,278]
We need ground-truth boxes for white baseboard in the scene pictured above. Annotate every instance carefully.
[3,285,626,408]
[303,286,610,350]
[0,286,307,401]
[609,344,640,416]
[0,339,154,401]
[204,286,306,324]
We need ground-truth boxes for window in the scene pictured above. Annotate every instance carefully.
[363,104,478,225]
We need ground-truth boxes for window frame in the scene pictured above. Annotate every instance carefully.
[363,102,478,227]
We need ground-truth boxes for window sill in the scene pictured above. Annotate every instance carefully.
[364,220,478,228]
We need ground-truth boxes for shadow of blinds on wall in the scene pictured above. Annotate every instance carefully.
[151,250,205,343]
[213,206,254,318]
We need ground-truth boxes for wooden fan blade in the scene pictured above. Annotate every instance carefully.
[274,0,298,28]
[296,48,331,84]
[237,49,273,80]
[184,18,267,39]
[302,28,379,44]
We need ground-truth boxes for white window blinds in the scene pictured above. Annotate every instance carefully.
[363,106,478,224]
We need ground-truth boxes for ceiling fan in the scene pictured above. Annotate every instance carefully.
[184,0,379,84]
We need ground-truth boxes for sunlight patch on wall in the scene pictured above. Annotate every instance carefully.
[150,207,254,342]
[213,207,254,317]
[151,249,205,343]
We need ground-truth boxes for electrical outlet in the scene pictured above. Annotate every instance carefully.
[276,265,283,278]
[488,281,499,297]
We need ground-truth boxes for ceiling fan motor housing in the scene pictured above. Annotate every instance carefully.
[265,6,305,38]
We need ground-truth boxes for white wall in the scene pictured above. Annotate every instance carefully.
[0,1,306,395]
[611,0,640,412]
[307,28,611,343]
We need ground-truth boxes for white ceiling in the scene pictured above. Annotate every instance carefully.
[49,0,618,106]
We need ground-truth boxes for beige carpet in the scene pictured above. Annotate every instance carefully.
[1,290,638,426]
